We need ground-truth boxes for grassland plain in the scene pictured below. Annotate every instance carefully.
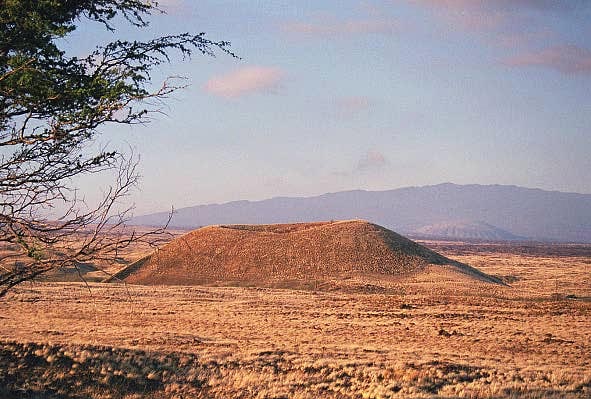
[1,240,590,398]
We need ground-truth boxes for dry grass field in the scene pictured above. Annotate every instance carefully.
[1,239,590,398]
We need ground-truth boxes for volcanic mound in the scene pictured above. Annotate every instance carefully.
[109,220,502,288]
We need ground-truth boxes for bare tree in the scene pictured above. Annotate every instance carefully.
[0,1,235,296]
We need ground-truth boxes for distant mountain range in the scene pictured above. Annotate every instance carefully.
[132,183,591,243]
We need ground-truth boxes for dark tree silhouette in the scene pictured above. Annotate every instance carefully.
[0,0,235,296]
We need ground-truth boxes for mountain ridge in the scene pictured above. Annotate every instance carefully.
[132,183,591,243]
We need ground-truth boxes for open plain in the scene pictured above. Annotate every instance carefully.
[1,239,590,398]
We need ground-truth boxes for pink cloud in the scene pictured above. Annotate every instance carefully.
[357,150,388,172]
[409,0,508,31]
[411,0,483,9]
[155,0,188,15]
[282,18,398,37]
[505,45,591,74]
[332,149,389,177]
[334,96,371,114]
[205,66,285,98]
[408,0,583,32]
[411,0,576,12]
[495,30,555,49]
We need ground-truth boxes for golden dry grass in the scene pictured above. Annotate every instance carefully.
[0,227,189,284]
[0,239,590,398]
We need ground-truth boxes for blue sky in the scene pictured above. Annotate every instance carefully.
[70,1,591,214]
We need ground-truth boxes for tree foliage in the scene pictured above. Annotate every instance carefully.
[0,0,234,296]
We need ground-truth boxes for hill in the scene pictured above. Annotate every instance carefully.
[108,220,502,289]
[412,221,525,241]
[132,183,591,242]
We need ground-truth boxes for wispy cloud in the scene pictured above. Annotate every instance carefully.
[409,0,587,32]
[204,66,285,98]
[282,17,398,37]
[155,0,188,15]
[357,150,388,172]
[409,0,508,32]
[409,0,591,74]
[505,45,591,75]
[495,30,555,49]
[332,150,389,177]
[334,96,371,114]
[411,0,583,13]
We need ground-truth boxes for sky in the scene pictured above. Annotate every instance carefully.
[67,0,591,214]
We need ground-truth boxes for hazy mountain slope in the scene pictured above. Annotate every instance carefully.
[413,221,525,241]
[132,183,591,242]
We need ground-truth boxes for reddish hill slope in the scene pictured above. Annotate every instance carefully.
[108,220,502,288]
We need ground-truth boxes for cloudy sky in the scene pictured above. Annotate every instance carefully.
[71,1,591,213]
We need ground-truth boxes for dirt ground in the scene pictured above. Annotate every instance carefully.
[1,240,590,398]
